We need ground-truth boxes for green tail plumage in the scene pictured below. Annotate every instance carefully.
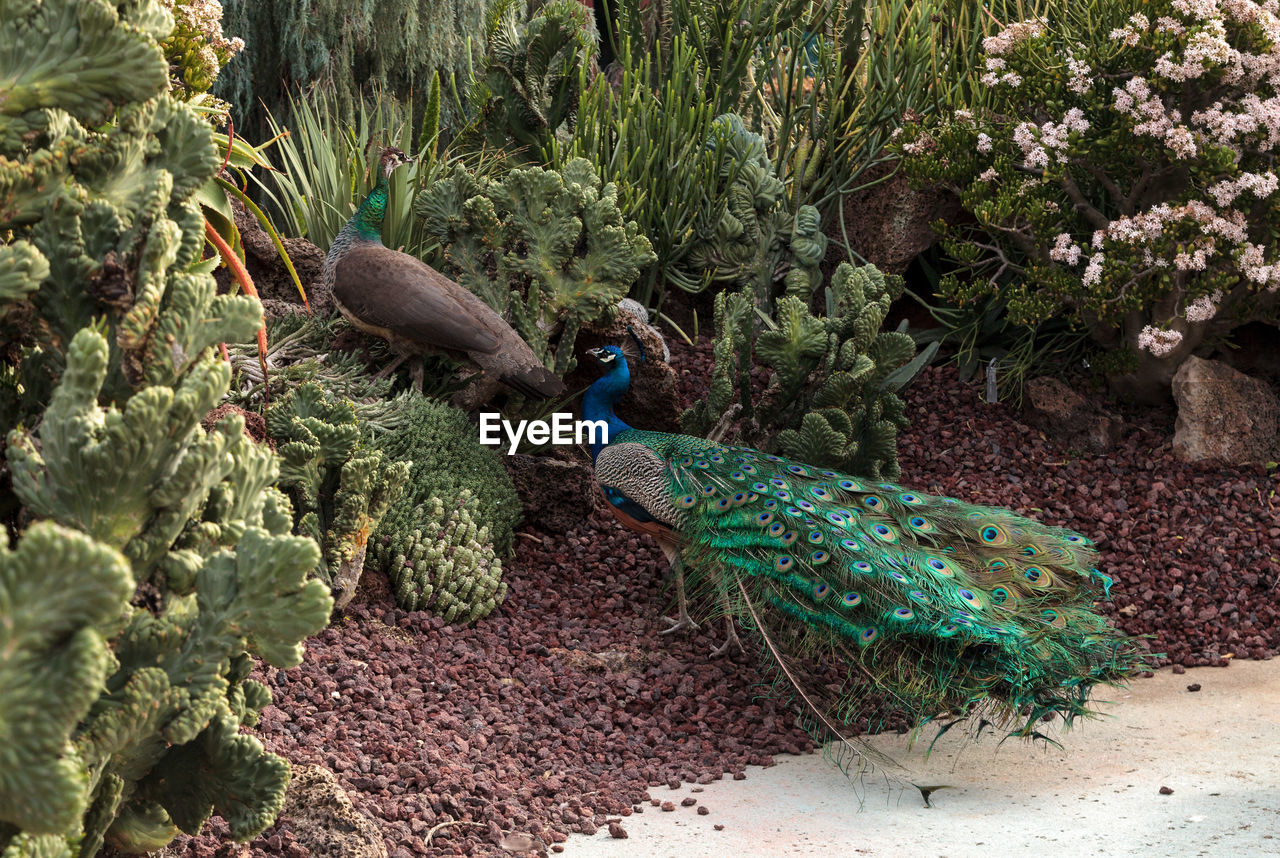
[595,427,1146,735]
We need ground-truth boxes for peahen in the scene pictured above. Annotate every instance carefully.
[323,147,566,400]
[583,344,1146,751]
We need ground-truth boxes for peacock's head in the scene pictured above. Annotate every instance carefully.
[379,147,414,178]
[587,345,626,370]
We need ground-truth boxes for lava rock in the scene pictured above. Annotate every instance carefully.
[1171,357,1279,466]
[503,452,600,534]
[280,765,388,858]
[1023,376,1123,453]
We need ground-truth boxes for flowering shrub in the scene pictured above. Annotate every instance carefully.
[900,0,1280,400]
[163,0,244,100]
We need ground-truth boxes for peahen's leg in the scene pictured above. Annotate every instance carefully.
[709,587,743,657]
[657,542,698,635]
[410,356,425,395]
[374,352,411,380]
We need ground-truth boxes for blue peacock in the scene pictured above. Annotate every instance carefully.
[582,344,1146,749]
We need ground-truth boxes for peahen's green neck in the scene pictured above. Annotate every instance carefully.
[343,172,389,244]
[323,171,389,290]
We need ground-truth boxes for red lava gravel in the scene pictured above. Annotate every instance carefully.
[166,338,1279,857]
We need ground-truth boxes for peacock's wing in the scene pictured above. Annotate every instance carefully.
[332,244,503,354]
[599,430,1146,734]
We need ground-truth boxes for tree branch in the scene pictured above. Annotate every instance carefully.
[1059,171,1110,230]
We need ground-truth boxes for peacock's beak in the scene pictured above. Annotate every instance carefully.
[586,347,608,361]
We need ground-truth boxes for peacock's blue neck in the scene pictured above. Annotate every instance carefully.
[341,172,389,245]
[582,361,634,461]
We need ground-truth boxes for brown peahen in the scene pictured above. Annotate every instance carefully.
[323,148,565,400]
[582,344,1146,764]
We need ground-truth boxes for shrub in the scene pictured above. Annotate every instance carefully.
[0,2,331,852]
[415,158,655,377]
[682,262,934,479]
[368,395,518,622]
[900,0,1280,401]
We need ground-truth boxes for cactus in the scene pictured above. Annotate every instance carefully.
[415,157,655,377]
[4,330,332,856]
[473,0,596,156]
[673,114,827,308]
[266,382,411,610]
[386,492,506,624]
[368,394,520,622]
[1,1,331,853]
[682,263,935,480]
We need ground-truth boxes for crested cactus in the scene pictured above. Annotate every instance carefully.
[415,157,656,377]
[368,394,519,622]
[266,382,411,609]
[682,262,934,479]
[5,330,332,857]
[1,1,331,853]
[674,114,827,308]
[474,0,595,156]
[386,491,506,624]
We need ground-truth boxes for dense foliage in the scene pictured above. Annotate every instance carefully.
[0,2,332,854]
[901,0,1280,400]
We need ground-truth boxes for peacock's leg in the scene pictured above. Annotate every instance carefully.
[657,543,698,635]
[709,588,743,657]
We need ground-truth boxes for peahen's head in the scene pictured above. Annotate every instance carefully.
[379,147,414,179]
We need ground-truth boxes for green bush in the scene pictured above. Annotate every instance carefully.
[682,262,934,479]
[900,0,1280,400]
[415,158,655,377]
[0,2,331,853]
[459,0,596,157]
[385,491,507,624]
[267,383,410,610]
[674,114,826,309]
[214,0,490,140]
[366,394,519,622]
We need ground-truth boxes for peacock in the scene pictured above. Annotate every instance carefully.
[582,344,1146,754]
[323,147,566,400]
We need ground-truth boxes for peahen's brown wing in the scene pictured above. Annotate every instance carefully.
[332,244,502,354]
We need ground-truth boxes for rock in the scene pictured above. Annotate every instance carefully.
[1022,376,1123,453]
[823,161,962,276]
[503,452,600,534]
[202,403,268,444]
[280,764,388,858]
[232,199,331,316]
[1171,357,1280,466]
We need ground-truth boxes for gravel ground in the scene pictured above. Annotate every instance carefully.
[168,339,1279,857]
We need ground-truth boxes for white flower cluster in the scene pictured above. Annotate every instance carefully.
[1184,290,1224,322]
[165,0,244,58]
[980,56,1023,87]
[1113,77,1198,158]
[1049,232,1082,265]
[1066,50,1093,94]
[982,18,1046,56]
[1110,13,1150,47]
[1137,325,1184,356]
[1011,109,1090,169]
[1208,170,1280,206]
